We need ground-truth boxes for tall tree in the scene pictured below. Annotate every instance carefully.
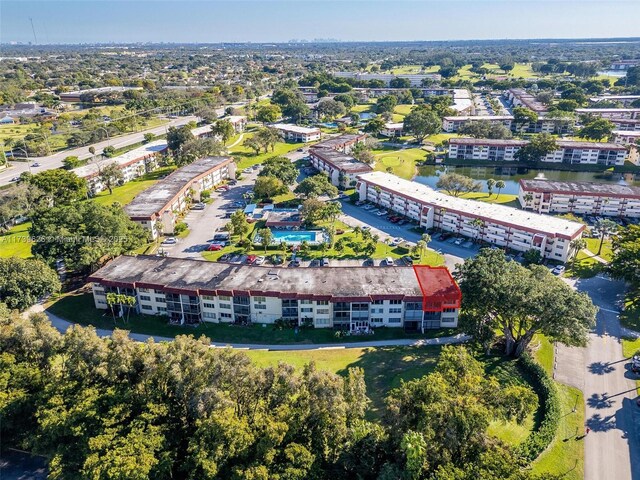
[608,225,640,300]
[259,156,299,185]
[25,169,88,206]
[454,249,597,357]
[578,118,615,141]
[228,210,250,239]
[514,134,558,164]
[98,162,124,195]
[294,174,339,199]
[212,119,235,145]
[402,107,441,143]
[436,173,481,197]
[0,257,61,311]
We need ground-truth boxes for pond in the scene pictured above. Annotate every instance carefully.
[415,165,640,195]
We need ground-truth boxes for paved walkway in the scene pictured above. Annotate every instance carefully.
[555,275,640,480]
[30,305,470,351]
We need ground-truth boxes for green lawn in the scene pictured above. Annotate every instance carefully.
[461,192,520,208]
[565,251,605,279]
[530,330,584,480]
[0,222,33,258]
[91,166,175,206]
[393,104,413,116]
[372,147,427,180]
[351,103,375,114]
[531,384,585,480]
[584,237,613,262]
[424,133,459,145]
[229,138,303,170]
[621,297,640,332]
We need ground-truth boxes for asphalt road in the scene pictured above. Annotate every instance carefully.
[555,275,640,480]
[0,115,198,186]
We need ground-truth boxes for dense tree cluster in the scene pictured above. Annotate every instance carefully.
[1,308,560,479]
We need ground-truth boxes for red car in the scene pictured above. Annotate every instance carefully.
[246,255,257,264]
[207,243,223,251]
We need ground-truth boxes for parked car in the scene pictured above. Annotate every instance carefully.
[309,259,320,267]
[271,255,283,265]
[207,243,222,251]
[385,257,395,266]
[246,255,257,264]
[362,226,371,230]
[397,219,407,226]
[255,256,266,265]
[228,179,238,185]
[243,168,252,174]
[363,258,374,267]
[292,258,301,267]
[376,210,387,216]
[454,237,464,246]
[219,254,231,261]
[213,233,230,241]
[191,203,205,210]
[402,256,414,265]
[552,265,566,275]
[10,177,19,182]
[321,257,330,267]
[161,237,177,245]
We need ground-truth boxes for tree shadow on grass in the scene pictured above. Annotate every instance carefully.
[566,259,604,279]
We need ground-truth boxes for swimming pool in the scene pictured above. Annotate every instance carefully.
[254,229,326,245]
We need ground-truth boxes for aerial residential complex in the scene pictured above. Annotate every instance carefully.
[356,171,585,261]
[519,179,640,218]
[308,133,371,187]
[610,118,640,131]
[125,156,235,238]
[612,130,640,145]
[442,115,514,133]
[448,138,628,165]
[271,123,322,142]
[589,95,640,106]
[58,86,142,102]
[380,122,405,137]
[87,255,462,331]
[73,140,168,194]
[313,133,367,153]
[505,88,548,114]
[442,114,573,134]
[332,72,442,86]
[575,108,640,120]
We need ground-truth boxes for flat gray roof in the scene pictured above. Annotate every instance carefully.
[88,255,425,299]
[450,137,625,150]
[311,147,373,173]
[314,133,366,149]
[520,179,640,198]
[124,156,232,219]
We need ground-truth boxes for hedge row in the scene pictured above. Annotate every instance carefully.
[516,353,561,462]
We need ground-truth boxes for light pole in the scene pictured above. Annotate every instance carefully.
[95,127,110,157]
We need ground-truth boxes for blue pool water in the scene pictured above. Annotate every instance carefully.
[271,230,319,244]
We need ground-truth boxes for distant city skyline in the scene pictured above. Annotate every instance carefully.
[2,0,640,45]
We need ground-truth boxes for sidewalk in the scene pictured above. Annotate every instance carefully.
[29,304,470,351]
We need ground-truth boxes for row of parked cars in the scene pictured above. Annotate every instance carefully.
[355,201,410,225]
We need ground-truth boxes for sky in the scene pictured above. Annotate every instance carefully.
[2,0,640,44]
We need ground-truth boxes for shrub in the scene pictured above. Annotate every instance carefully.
[174,222,188,235]
[200,190,211,200]
[516,353,560,462]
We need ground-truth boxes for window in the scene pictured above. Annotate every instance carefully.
[220,303,231,309]
[372,300,383,305]
[219,295,231,301]
[158,307,167,313]
[300,299,312,305]
[388,318,402,323]
[155,297,166,303]
[389,307,402,314]
[220,312,232,319]
[202,295,215,301]
[203,312,216,319]
[370,317,383,323]
[300,307,313,313]
[141,304,153,311]
[316,318,330,325]
[139,295,151,301]
[443,307,457,313]
[253,296,266,303]
[203,302,215,309]
[139,288,150,293]
[254,304,266,310]
[316,300,329,305]
[389,299,402,305]
[97,299,107,305]
[317,308,329,315]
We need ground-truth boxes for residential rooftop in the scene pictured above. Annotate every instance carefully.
[358,171,585,239]
[590,95,640,102]
[576,108,640,114]
[191,125,214,137]
[313,133,366,149]
[271,123,321,134]
[449,137,626,150]
[508,88,547,113]
[124,156,232,219]
[72,140,167,179]
[87,255,438,301]
[443,115,514,121]
[310,147,373,174]
[519,179,640,198]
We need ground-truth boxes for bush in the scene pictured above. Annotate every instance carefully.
[516,353,560,462]
[200,190,211,200]
[174,222,188,235]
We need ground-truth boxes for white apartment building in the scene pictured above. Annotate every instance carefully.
[519,179,640,218]
[506,89,548,114]
[610,118,640,131]
[575,108,640,120]
[451,89,475,115]
[356,172,585,262]
[589,95,640,107]
[448,138,628,165]
[191,125,216,139]
[271,123,322,142]
[125,156,235,238]
[332,72,442,87]
[313,133,368,153]
[612,130,640,145]
[308,147,373,188]
[73,140,167,194]
[380,122,404,137]
[226,115,248,132]
[87,256,462,332]
[442,115,514,133]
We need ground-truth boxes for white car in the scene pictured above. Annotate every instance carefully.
[552,265,566,275]
[385,257,395,266]
[255,256,266,265]
[376,210,387,216]
[161,237,177,245]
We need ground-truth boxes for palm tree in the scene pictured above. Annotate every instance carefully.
[495,180,506,198]
[421,233,432,247]
[523,192,534,209]
[569,238,587,262]
[353,226,362,238]
[280,240,288,262]
[470,218,485,243]
[595,219,617,256]
[486,178,496,197]
[416,240,427,263]
[154,220,164,244]
[106,292,118,324]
